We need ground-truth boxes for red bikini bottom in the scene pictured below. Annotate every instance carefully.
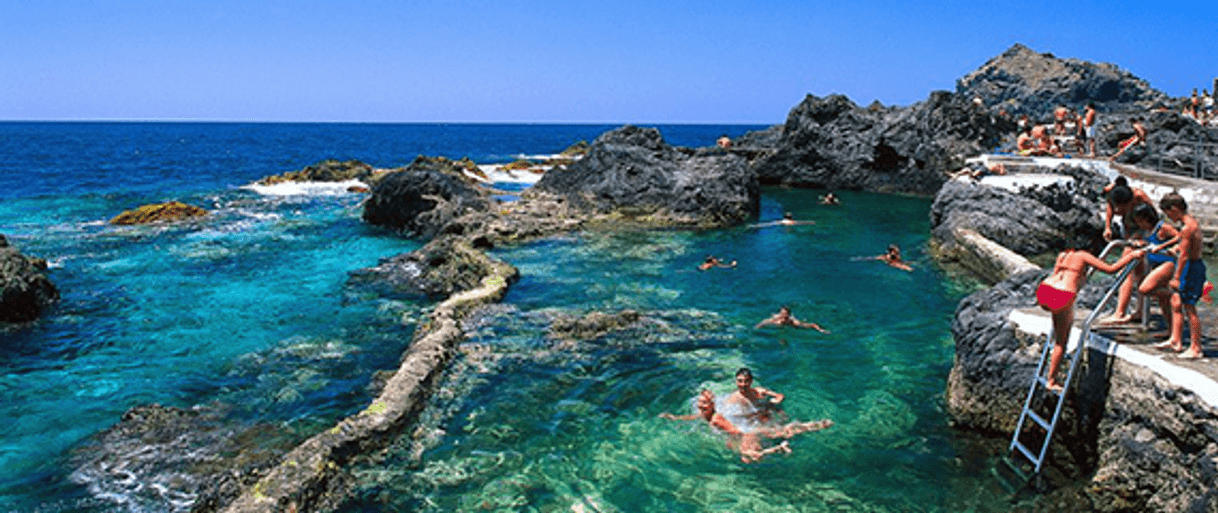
[1036,283,1076,313]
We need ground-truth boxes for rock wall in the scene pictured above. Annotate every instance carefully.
[0,235,59,322]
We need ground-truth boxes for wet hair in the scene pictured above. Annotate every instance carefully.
[705,255,715,263]
[887,244,899,253]
[1160,192,1188,213]
[1109,184,1134,205]
[1113,176,1129,188]
[783,212,794,220]
[736,367,753,379]
[1132,203,1159,225]
[1087,102,1096,109]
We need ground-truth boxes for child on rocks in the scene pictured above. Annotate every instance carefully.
[1156,193,1208,359]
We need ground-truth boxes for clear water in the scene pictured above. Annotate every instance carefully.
[0,123,1004,512]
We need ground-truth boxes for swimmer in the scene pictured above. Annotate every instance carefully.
[859,244,913,271]
[698,255,737,271]
[725,367,785,424]
[660,389,834,463]
[819,192,840,205]
[755,212,815,228]
[755,305,829,333]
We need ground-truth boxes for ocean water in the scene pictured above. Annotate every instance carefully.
[0,122,1003,512]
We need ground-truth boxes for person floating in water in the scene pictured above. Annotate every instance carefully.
[859,244,913,272]
[819,192,840,205]
[1037,245,1146,391]
[725,367,786,424]
[660,389,833,463]
[698,255,737,271]
[755,305,829,333]
[754,212,815,228]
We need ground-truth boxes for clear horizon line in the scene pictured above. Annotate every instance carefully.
[0,118,780,126]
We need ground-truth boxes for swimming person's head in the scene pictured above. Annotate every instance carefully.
[735,368,754,390]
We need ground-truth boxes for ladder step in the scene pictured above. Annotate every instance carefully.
[1025,410,1052,431]
[1011,439,1041,467]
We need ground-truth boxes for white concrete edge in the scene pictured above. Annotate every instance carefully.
[1008,310,1218,409]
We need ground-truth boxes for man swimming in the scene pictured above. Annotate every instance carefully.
[660,389,833,463]
[724,367,785,424]
[755,305,830,333]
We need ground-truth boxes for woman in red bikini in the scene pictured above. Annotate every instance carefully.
[1037,246,1146,391]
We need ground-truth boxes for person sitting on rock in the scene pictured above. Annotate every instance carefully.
[755,305,829,333]
[1100,203,1179,326]
[1110,117,1147,161]
[699,255,737,271]
[1037,246,1146,391]
[1016,126,1037,155]
[716,135,732,149]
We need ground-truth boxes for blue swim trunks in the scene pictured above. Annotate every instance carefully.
[1179,259,1208,305]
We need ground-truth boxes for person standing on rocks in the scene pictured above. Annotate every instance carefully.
[1156,193,1208,359]
[1082,103,1098,157]
[1037,246,1147,391]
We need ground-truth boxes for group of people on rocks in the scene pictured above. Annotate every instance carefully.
[1037,176,1209,391]
[1181,88,1216,125]
[1015,103,1114,159]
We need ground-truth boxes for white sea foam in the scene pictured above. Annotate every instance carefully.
[241,179,367,197]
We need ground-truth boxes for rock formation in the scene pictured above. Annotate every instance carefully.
[528,125,760,228]
[109,201,208,225]
[749,91,1012,196]
[256,159,376,186]
[348,235,520,300]
[956,43,1168,118]
[362,156,494,239]
[930,165,1109,260]
[0,235,58,322]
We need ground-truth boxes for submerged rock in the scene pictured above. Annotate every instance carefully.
[348,235,520,301]
[0,235,59,322]
[109,201,208,225]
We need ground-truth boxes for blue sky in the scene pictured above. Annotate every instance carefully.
[3,0,1213,123]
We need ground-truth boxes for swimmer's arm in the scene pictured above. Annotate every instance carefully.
[710,414,742,436]
[755,318,776,329]
[798,321,830,334]
[659,412,699,421]
[758,387,784,405]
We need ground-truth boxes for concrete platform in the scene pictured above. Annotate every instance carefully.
[1008,300,1218,409]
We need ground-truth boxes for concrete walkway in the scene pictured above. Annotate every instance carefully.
[1009,301,1218,409]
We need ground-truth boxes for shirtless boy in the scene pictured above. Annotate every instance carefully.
[1157,193,1208,359]
[755,305,830,333]
[698,255,737,271]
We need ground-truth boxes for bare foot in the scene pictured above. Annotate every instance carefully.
[1045,381,1064,393]
[774,440,792,455]
[1097,314,1132,325]
[1154,340,1184,352]
[1178,349,1204,360]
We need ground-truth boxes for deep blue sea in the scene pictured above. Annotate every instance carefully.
[0,122,1006,512]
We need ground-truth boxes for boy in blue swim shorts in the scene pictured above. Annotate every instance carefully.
[1157,193,1208,359]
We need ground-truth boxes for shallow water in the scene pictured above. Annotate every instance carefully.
[342,190,1007,512]
[0,122,1012,512]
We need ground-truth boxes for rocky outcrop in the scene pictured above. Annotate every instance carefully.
[362,156,494,238]
[0,235,58,322]
[956,43,1168,118]
[529,125,760,228]
[109,201,208,225]
[751,91,1012,196]
[930,166,1109,259]
[1102,110,1218,172]
[256,159,376,186]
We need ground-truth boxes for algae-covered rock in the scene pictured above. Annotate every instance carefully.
[348,235,519,300]
[256,159,375,186]
[109,201,208,225]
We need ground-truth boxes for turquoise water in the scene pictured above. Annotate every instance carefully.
[344,189,1002,512]
[0,123,1005,512]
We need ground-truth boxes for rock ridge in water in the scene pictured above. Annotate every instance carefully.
[109,201,208,225]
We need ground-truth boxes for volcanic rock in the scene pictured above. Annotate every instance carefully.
[0,235,58,322]
[256,159,375,186]
[362,156,494,238]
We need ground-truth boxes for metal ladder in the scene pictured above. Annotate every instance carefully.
[1006,241,1140,476]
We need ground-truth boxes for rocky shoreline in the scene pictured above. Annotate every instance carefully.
[38,43,1218,512]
